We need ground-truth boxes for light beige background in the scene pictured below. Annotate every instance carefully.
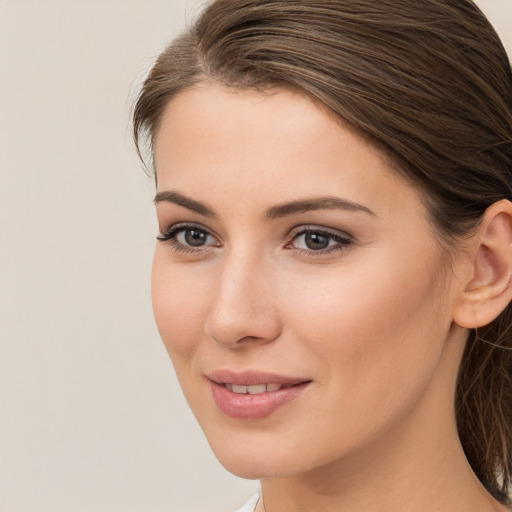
[0,1,510,511]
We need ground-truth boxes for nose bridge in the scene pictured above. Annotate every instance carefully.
[205,246,280,348]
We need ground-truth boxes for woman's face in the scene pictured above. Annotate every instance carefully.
[152,84,466,479]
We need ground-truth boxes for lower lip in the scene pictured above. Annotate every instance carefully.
[209,381,310,420]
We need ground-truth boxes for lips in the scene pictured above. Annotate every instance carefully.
[207,369,309,386]
[206,370,311,420]
[225,382,293,394]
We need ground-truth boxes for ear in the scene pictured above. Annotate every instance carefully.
[453,199,512,329]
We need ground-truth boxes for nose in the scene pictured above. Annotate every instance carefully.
[205,252,282,349]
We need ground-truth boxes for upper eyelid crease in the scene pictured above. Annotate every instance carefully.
[158,224,351,245]
[158,223,214,238]
[291,225,351,236]
[160,224,349,246]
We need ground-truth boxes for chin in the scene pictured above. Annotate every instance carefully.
[205,434,278,478]
[214,450,294,480]
[203,425,331,480]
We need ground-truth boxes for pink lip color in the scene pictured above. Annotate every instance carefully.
[207,370,311,420]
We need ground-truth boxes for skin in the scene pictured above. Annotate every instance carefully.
[152,84,509,512]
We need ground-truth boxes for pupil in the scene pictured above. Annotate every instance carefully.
[185,229,207,247]
[305,232,329,250]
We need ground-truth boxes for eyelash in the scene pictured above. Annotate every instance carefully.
[157,223,353,256]
[157,223,219,254]
[286,227,353,256]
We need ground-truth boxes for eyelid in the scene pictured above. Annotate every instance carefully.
[157,222,353,256]
[158,221,213,237]
[157,222,221,248]
[285,225,354,254]
[287,224,353,241]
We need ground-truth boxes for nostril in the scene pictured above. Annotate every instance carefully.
[205,307,282,348]
[237,335,265,344]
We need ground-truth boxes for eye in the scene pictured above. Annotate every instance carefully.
[176,227,212,247]
[157,223,220,252]
[287,227,352,255]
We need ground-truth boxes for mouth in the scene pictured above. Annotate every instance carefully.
[206,369,311,391]
[221,382,305,394]
[206,370,312,420]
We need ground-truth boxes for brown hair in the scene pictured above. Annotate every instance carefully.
[133,0,512,503]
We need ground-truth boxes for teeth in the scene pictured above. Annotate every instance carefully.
[228,383,284,394]
[232,384,249,394]
[247,384,267,395]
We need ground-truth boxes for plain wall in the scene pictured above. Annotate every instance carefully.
[1,1,510,511]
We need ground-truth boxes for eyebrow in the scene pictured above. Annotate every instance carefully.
[154,191,216,217]
[154,190,376,219]
[265,196,376,219]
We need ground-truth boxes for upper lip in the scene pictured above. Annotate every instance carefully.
[206,369,311,386]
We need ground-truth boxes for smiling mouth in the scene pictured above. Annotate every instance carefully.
[209,374,312,419]
[222,383,300,394]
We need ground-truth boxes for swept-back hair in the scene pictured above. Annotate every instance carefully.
[133,0,512,502]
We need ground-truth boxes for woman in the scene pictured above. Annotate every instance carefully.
[133,1,512,510]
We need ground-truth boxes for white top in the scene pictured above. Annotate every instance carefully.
[234,490,261,512]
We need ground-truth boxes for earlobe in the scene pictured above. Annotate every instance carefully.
[453,199,512,329]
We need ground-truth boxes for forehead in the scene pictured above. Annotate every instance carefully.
[153,84,344,164]
[153,84,424,222]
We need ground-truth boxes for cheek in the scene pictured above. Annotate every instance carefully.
[280,251,449,397]
[261,254,452,466]
[151,250,211,363]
